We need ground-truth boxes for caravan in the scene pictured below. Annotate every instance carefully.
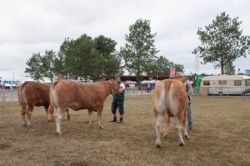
[200,75,250,96]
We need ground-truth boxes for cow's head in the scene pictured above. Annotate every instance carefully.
[109,80,122,95]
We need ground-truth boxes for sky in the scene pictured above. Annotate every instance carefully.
[0,0,249,81]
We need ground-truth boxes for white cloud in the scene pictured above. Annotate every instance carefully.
[0,0,249,80]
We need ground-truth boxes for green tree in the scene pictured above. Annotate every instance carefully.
[42,50,57,83]
[25,34,121,81]
[146,56,170,77]
[173,64,184,74]
[25,53,44,81]
[94,35,121,78]
[56,35,120,80]
[120,19,159,81]
[193,12,249,74]
[56,38,74,79]
[224,61,235,75]
[69,34,101,81]
[146,56,184,77]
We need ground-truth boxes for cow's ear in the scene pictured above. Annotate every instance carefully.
[109,80,115,88]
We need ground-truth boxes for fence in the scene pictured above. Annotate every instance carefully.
[0,88,152,103]
[0,89,18,102]
[125,87,152,96]
[0,88,248,103]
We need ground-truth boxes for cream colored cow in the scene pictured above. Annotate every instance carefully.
[153,78,189,147]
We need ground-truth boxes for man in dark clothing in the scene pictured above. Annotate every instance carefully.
[185,78,193,131]
[110,76,125,123]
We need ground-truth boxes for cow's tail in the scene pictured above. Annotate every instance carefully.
[48,81,60,121]
[153,81,170,115]
[17,81,29,105]
[18,82,29,117]
[163,80,172,103]
[165,80,172,95]
[17,86,23,105]
[50,80,60,108]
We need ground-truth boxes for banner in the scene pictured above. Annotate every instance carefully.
[170,67,175,78]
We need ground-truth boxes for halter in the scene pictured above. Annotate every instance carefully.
[108,80,119,94]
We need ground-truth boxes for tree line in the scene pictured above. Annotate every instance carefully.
[25,34,122,82]
[25,19,184,82]
[25,12,249,82]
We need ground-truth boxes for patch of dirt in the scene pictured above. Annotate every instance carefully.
[0,143,11,150]
[54,160,90,166]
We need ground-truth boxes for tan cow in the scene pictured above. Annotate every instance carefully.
[152,78,189,148]
[18,81,52,127]
[49,79,122,135]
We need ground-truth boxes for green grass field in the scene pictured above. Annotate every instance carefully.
[0,95,250,166]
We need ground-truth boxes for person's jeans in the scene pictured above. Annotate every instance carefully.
[111,99,124,115]
[188,104,192,131]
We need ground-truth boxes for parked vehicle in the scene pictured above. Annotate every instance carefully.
[200,75,250,96]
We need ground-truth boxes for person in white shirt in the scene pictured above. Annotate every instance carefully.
[110,76,126,123]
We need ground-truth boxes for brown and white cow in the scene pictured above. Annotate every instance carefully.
[18,81,53,127]
[152,78,189,148]
[49,79,121,135]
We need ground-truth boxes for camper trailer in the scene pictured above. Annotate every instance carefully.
[200,75,250,96]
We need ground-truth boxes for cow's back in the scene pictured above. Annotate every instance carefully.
[166,79,188,117]
[50,80,110,111]
[21,81,50,107]
[153,79,188,116]
[50,80,78,109]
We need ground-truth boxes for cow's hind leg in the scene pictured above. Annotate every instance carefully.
[184,126,189,140]
[45,105,52,122]
[163,112,170,138]
[88,109,93,128]
[26,105,33,127]
[55,107,63,135]
[97,108,104,129]
[44,106,49,114]
[176,118,185,146]
[20,104,27,127]
[183,112,189,140]
[155,113,163,148]
[47,105,54,122]
[66,109,70,120]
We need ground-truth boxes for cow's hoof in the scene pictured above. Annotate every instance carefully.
[163,133,168,138]
[184,135,189,140]
[179,142,185,146]
[56,132,62,136]
[67,116,70,121]
[23,124,27,127]
[99,126,104,129]
[156,144,161,148]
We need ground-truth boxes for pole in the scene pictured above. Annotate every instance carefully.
[13,72,15,90]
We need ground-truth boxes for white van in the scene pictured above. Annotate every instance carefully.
[200,75,250,96]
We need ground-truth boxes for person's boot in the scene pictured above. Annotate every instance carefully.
[110,116,117,122]
[119,117,123,123]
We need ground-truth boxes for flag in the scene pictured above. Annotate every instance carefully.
[170,67,175,78]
